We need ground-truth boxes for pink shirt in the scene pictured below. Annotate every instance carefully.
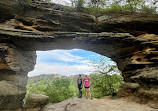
[83,78,90,87]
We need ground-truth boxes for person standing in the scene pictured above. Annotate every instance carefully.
[83,75,92,99]
[77,74,83,98]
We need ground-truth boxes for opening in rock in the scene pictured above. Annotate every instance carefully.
[26,49,122,103]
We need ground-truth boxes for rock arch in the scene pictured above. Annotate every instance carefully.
[0,29,158,110]
[0,0,158,110]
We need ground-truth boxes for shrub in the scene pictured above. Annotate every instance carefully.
[64,6,74,11]
[140,5,157,14]
[90,71,123,98]
[85,7,104,14]
[105,4,124,12]
[90,57,123,98]
[76,0,85,11]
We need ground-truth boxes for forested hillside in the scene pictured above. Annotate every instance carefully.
[26,72,123,103]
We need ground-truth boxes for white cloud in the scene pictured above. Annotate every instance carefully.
[28,63,93,77]
[37,50,90,64]
[28,50,96,77]
[28,49,115,77]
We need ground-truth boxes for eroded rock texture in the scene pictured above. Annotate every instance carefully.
[0,0,158,110]
[0,43,36,110]
[0,0,96,32]
[1,0,158,35]
[117,34,158,103]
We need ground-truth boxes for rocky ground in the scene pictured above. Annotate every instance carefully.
[42,97,157,111]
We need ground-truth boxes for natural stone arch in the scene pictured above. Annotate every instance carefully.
[0,0,158,110]
[0,28,158,110]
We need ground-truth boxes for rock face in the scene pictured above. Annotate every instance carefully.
[0,80,25,110]
[0,0,96,32]
[96,14,158,36]
[0,0,158,110]
[0,43,36,110]
[24,93,49,109]
[1,0,158,35]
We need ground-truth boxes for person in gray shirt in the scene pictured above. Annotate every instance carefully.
[77,74,83,98]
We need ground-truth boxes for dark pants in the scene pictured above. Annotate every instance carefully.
[78,85,82,97]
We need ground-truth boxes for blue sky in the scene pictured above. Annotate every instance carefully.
[28,49,115,77]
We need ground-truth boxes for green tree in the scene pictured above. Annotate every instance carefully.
[43,78,74,103]
[76,0,85,11]
[26,77,75,103]
[140,1,157,14]
[90,57,123,98]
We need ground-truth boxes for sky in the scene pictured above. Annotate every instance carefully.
[28,49,115,77]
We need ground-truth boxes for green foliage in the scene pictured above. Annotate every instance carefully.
[76,0,85,11]
[81,0,157,14]
[105,4,124,12]
[85,7,105,14]
[26,76,76,103]
[89,57,123,98]
[90,73,123,98]
[64,6,74,11]
[105,0,141,12]
[44,78,74,103]
[140,5,157,14]
[125,0,142,12]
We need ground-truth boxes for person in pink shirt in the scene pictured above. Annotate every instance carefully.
[83,75,92,99]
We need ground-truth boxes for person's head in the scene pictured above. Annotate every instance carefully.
[85,75,88,78]
[79,74,81,77]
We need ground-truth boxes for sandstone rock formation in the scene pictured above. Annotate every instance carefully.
[1,0,158,35]
[24,93,49,109]
[0,43,36,110]
[0,0,158,110]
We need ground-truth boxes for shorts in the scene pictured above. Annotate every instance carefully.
[85,86,90,89]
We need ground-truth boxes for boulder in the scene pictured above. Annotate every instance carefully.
[24,93,49,109]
